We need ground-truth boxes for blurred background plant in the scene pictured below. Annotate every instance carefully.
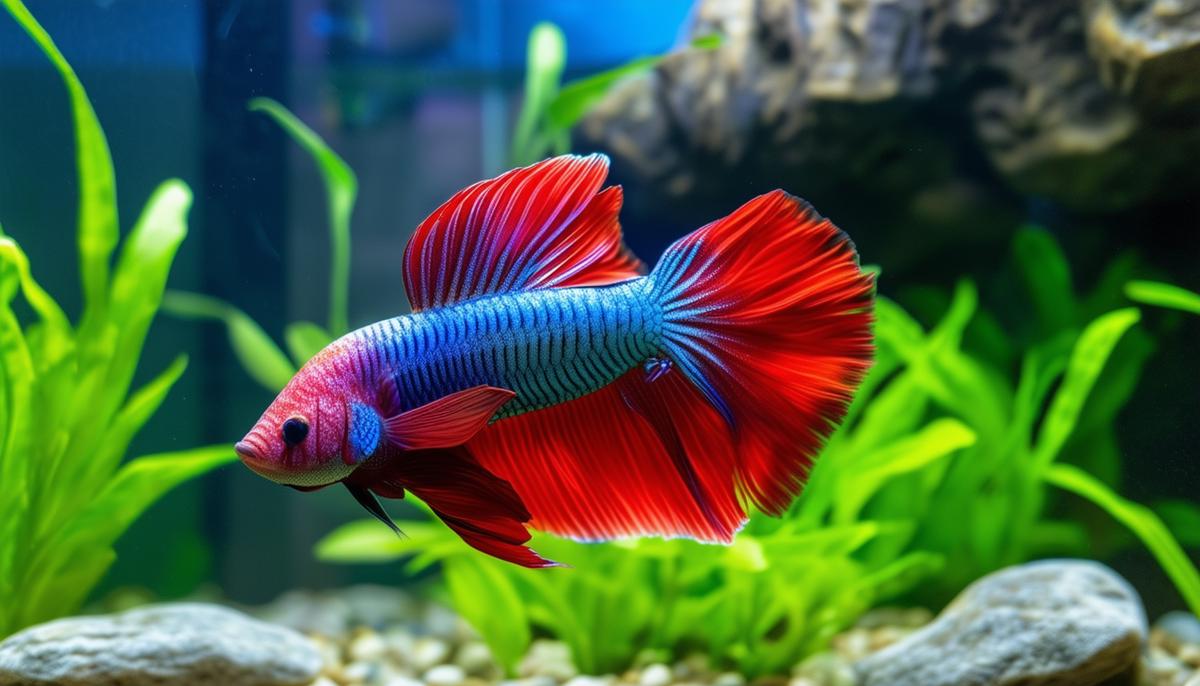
[0,0,233,637]
[511,22,720,166]
[163,97,358,389]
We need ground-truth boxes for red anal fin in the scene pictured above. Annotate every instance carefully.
[402,155,646,311]
[384,386,515,450]
[616,369,736,540]
[350,447,556,568]
[468,370,748,544]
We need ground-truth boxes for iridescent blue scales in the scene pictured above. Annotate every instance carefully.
[359,280,659,419]
[235,154,875,567]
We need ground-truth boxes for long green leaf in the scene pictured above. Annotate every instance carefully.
[86,355,189,486]
[1034,308,1140,469]
[315,519,451,563]
[511,22,567,166]
[546,33,724,130]
[0,239,71,366]
[249,98,357,335]
[2,0,118,329]
[1125,280,1200,315]
[0,267,33,619]
[1046,464,1200,614]
[443,557,531,675]
[835,419,975,523]
[163,291,295,392]
[1012,227,1075,335]
[104,180,191,395]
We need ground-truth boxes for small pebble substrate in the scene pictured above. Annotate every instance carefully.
[250,587,1198,686]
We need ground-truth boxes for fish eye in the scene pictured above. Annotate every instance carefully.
[281,416,309,446]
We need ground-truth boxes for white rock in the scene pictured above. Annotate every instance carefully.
[712,673,745,686]
[386,676,427,686]
[341,661,374,683]
[386,628,417,663]
[792,652,855,686]
[425,664,467,686]
[411,637,452,671]
[519,640,578,680]
[0,603,322,686]
[564,676,615,686]
[639,663,673,686]
[855,560,1147,686]
[456,640,497,677]
[423,604,467,640]
[501,677,558,686]
[349,630,387,662]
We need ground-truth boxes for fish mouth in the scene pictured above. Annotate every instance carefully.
[234,441,261,463]
[235,442,292,483]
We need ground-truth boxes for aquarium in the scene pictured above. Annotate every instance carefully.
[0,1,1198,685]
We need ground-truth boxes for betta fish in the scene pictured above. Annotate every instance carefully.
[235,154,874,567]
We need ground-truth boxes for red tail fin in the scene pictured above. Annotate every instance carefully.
[648,190,874,514]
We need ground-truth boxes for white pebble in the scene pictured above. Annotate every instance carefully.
[712,672,745,686]
[519,640,578,680]
[565,677,614,686]
[386,628,416,662]
[349,631,387,662]
[411,637,452,671]
[386,678,426,686]
[640,663,673,686]
[501,678,558,686]
[456,640,497,676]
[309,678,339,686]
[425,664,467,686]
[341,661,373,683]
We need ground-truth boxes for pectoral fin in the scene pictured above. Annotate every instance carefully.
[383,385,515,450]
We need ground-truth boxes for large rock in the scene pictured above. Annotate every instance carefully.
[0,603,323,686]
[854,559,1147,686]
[580,0,1200,214]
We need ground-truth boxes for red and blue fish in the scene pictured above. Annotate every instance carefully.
[235,154,874,567]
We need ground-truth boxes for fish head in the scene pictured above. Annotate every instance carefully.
[235,347,359,487]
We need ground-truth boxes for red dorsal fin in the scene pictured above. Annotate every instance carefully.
[402,154,646,311]
[384,386,515,450]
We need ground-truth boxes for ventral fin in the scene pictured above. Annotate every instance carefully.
[344,447,557,568]
[384,386,515,450]
[344,482,403,536]
[402,154,646,311]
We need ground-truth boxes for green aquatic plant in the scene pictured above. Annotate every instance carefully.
[318,507,943,676]
[0,0,234,636]
[1125,279,1200,315]
[511,22,722,166]
[317,227,1200,674]
[164,98,358,389]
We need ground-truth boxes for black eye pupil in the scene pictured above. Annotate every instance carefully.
[282,418,309,445]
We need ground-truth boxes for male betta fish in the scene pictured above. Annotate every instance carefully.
[235,154,874,567]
